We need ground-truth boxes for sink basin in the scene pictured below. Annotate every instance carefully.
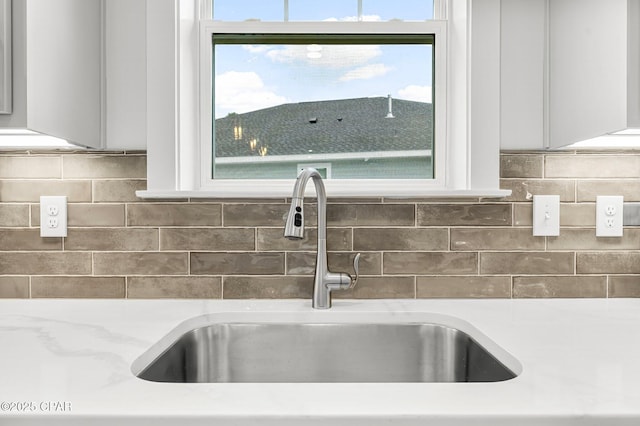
[135,321,518,383]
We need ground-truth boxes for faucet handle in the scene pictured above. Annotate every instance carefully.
[349,253,361,289]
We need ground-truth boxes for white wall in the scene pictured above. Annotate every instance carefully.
[500,0,545,150]
[105,0,147,150]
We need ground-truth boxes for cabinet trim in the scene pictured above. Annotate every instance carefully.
[0,0,11,114]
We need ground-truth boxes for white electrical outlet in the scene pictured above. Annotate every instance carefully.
[596,195,623,237]
[40,196,68,237]
[533,195,560,236]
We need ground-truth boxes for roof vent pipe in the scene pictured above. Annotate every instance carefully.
[385,94,394,118]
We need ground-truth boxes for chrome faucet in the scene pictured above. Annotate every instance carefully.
[284,168,360,309]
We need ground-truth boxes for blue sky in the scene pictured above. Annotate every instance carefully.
[213,0,435,118]
[214,0,433,22]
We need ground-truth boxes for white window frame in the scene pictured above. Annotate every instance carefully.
[138,0,511,199]
[200,21,445,197]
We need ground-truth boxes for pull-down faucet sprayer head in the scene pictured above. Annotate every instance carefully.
[284,197,304,240]
[284,168,323,240]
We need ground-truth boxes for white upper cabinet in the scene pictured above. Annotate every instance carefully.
[0,0,103,148]
[547,0,628,148]
[26,0,103,148]
[0,0,146,150]
[501,0,638,150]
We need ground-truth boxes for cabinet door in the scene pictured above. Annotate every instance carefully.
[547,0,628,148]
[26,0,103,148]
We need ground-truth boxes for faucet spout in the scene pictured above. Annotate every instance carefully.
[284,168,359,309]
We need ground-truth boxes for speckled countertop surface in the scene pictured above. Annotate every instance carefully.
[0,299,639,425]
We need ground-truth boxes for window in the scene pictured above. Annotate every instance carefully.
[212,34,435,180]
[198,0,450,196]
[139,0,509,199]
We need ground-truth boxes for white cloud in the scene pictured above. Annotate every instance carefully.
[266,45,382,69]
[339,63,392,82]
[215,71,288,117]
[360,15,382,22]
[323,15,382,22]
[242,45,274,54]
[398,85,433,103]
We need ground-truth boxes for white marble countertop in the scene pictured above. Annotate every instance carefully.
[0,298,639,425]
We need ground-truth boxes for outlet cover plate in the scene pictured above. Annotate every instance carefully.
[40,196,67,237]
[596,195,623,237]
[533,195,560,236]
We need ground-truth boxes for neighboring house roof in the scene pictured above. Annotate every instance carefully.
[214,97,433,158]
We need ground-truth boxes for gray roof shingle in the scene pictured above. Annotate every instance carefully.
[214,97,433,157]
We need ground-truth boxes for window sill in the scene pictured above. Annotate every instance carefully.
[136,188,512,200]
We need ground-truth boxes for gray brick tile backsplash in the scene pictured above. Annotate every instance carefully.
[354,228,448,251]
[191,252,285,275]
[0,180,92,202]
[93,180,147,202]
[418,204,512,226]
[513,276,607,298]
[0,156,62,179]
[451,228,544,251]
[608,276,640,298]
[93,252,188,276]
[31,276,126,298]
[480,252,575,275]
[0,150,638,299]
[577,180,640,202]
[500,154,543,178]
[223,276,313,299]
[0,205,30,227]
[0,276,29,298]
[128,203,222,226]
[160,228,255,251]
[417,276,511,298]
[63,155,146,179]
[127,276,222,299]
[546,155,640,178]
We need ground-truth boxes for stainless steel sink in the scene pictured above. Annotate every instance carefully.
[135,322,517,383]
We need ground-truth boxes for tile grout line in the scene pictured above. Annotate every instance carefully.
[413,275,417,299]
[60,154,65,180]
[510,275,514,299]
